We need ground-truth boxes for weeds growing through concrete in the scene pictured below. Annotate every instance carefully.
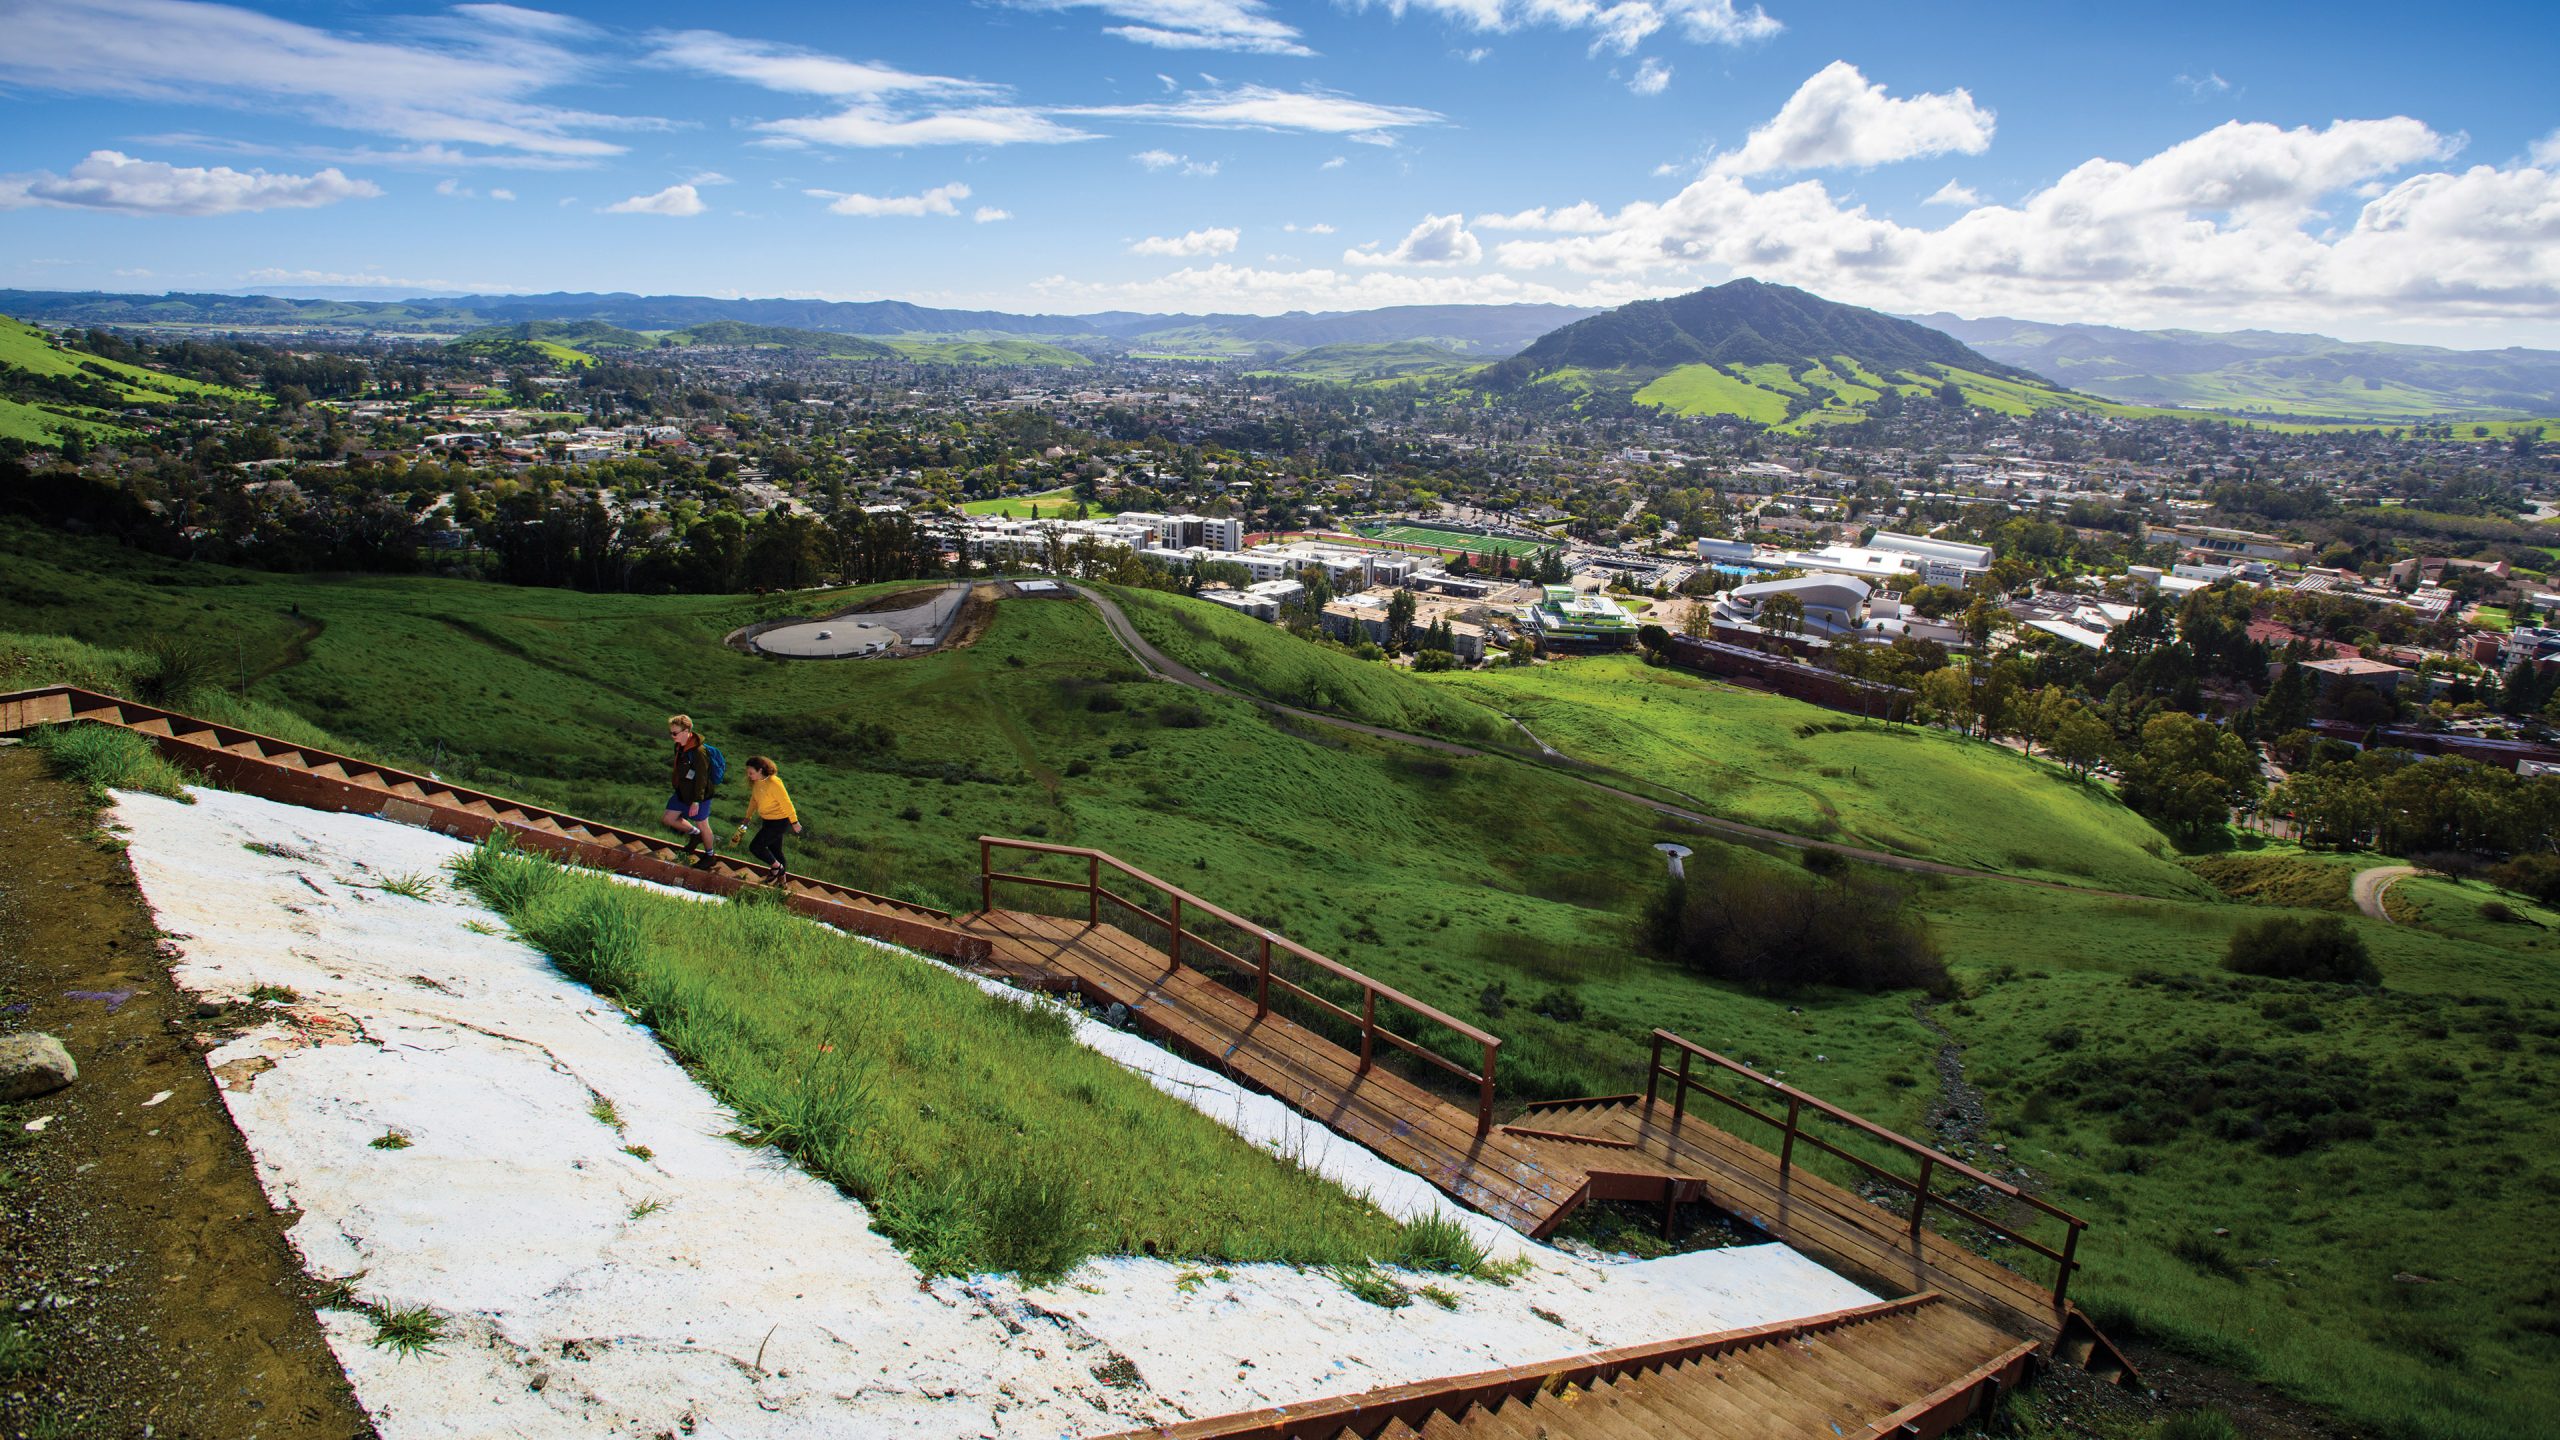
[365,1305,447,1359]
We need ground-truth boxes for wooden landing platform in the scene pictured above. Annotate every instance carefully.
[958,909,1592,1238]
[1515,1099,2070,1348]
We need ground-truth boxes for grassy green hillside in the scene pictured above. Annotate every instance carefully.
[1,530,2551,1437]
[959,486,1116,517]
[447,319,659,368]
[1424,656,2212,898]
[0,314,261,442]
[1105,585,1512,744]
[671,321,896,358]
[882,337,1088,367]
[1253,341,1485,383]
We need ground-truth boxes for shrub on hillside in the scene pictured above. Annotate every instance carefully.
[133,637,216,708]
[2223,915,2380,986]
[2489,852,2560,906]
[1641,867,1950,995]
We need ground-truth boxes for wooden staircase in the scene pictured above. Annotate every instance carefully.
[1104,1292,2038,1439]
[1492,1055,2135,1388]
[0,686,991,966]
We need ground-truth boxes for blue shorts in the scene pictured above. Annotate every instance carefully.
[666,795,711,820]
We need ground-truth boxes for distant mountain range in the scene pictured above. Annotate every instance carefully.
[7,283,2552,421]
[0,289,1597,360]
[1914,314,2560,419]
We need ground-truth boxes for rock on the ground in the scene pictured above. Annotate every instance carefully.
[0,1032,77,1100]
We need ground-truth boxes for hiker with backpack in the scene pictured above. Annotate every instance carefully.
[734,756,802,882]
[662,713,726,868]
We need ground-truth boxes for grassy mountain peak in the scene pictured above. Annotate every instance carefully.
[1487,278,2036,387]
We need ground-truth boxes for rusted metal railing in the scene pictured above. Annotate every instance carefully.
[1643,1028,2087,1308]
[979,835,1502,1133]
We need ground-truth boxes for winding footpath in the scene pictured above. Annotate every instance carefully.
[2353,864,2421,922]
[1067,584,2161,903]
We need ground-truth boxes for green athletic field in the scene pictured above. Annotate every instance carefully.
[1360,524,1552,558]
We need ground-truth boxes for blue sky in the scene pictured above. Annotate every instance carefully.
[1,0,2556,344]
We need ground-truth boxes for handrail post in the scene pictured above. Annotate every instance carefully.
[1477,1040,1497,1136]
[1780,1095,1801,1179]
[1256,934,1272,1018]
[1168,893,1184,970]
[1910,1155,1935,1241]
[1087,851,1100,925]
[1671,1048,1692,1130]
[2055,1222,2082,1309]
[1358,988,1376,1073]
[979,837,993,913]
[1645,1032,1663,1112]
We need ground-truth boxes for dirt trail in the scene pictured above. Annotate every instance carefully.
[0,746,372,1440]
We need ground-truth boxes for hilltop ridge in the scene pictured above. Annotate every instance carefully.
[1487,279,2036,387]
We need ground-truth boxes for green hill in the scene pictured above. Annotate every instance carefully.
[0,314,259,445]
[1489,279,2036,385]
[1481,280,2114,428]
[1253,340,1486,383]
[672,321,896,358]
[882,337,1089,367]
[1920,313,2560,420]
[449,320,652,368]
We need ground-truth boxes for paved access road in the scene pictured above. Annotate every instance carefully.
[1067,584,2160,903]
[2353,865,2421,922]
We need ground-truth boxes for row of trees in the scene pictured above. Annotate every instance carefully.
[2267,748,2560,856]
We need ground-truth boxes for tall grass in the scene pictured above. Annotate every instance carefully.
[26,720,191,803]
[448,837,1470,1283]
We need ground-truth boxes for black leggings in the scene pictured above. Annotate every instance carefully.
[749,820,790,872]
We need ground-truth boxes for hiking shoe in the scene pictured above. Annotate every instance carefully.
[691,852,714,870]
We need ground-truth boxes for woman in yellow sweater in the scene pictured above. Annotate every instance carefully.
[738,756,802,881]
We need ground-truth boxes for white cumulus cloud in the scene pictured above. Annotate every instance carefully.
[603,182,705,216]
[1711,61,1993,176]
[1474,201,1616,232]
[806,180,973,217]
[974,206,1012,223]
[1480,115,2545,335]
[1131,226,1241,256]
[1345,212,1482,266]
[1628,58,1672,96]
[1924,179,1979,207]
[0,150,380,215]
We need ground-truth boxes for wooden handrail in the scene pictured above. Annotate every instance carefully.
[1645,1028,2087,1306]
[979,835,1501,1132]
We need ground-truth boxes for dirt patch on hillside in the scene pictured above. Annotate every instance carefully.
[940,584,1002,651]
[0,746,372,1440]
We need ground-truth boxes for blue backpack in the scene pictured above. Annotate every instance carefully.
[702,744,729,787]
